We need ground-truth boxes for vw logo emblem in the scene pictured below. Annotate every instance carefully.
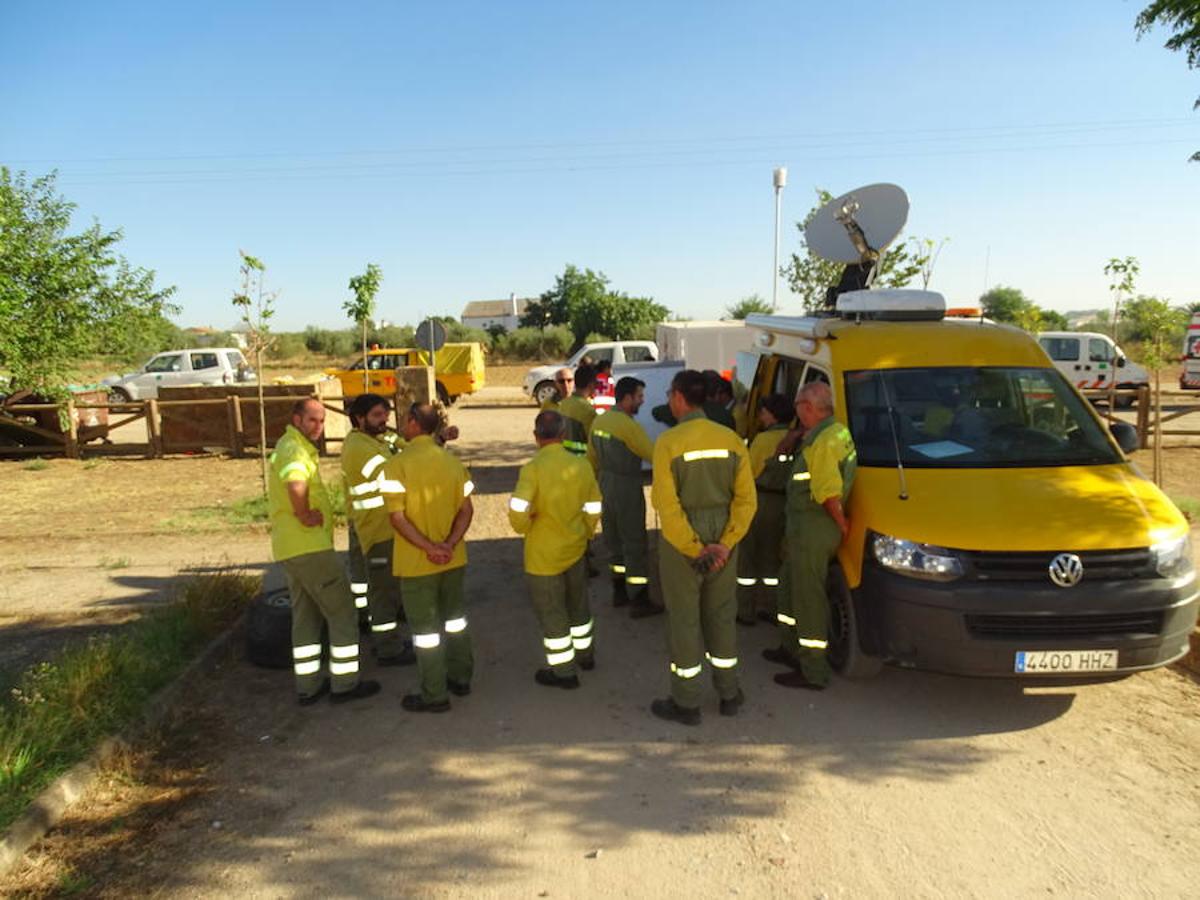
[1048,553,1084,588]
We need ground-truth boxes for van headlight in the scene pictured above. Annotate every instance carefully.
[872,533,964,582]
[1151,534,1194,580]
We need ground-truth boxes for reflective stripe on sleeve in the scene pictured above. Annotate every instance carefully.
[413,633,441,649]
[329,659,359,676]
[353,496,385,510]
[670,662,703,679]
[509,497,531,513]
[626,575,649,586]
[681,449,731,462]
[463,480,475,497]
[350,479,380,496]
[563,440,587,453]
[294,659,322,676]
[444,617,468,634]
[706,653,738,669]
[278,461,309,479]
[371,621,398,633]
[799,637,828,650]
[777,612,797,626]
[377,478,405,494]
[293,643,322,660]
[329,643,359,660]
[591,429,611,439]
[583,500,602,515]
[361,454,387,479]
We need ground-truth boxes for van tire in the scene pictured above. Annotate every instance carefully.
[245,588,297,669]
[827,563,883,679]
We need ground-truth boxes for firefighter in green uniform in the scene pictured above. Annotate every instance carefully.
[340,393,416,665]
[383,403,475,713]
[509,410,604,689]
[649,370,757,725]
[766,382,857,690]
[346,424,407,617]
[541,368,574,411]
[269,398,380,705]
[736,394,795,625]
[558,363,597,455]
[588,376,661,617]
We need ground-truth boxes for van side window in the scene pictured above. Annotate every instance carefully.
[802,365,830,387]
[146,354,183,373]
[588,347,615,364]
[624,345,654,363]
[190,352,219,370]
[1088,339,1112,363]
[1039,337,1079,361]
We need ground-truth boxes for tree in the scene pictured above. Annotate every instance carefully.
[725,294,773,319]
[0,168,176,396]
[1123,295,1188,485]
[1104,256,1140,341]
[344,263,383,392]
[523,264,668,347]
[1135,1,1200,161]
[1039,308,1070,331]
[979,285,1067,332]
[782,189,933,313]
[232,251,276,494]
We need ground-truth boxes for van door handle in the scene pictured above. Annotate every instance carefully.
[1074,364,1082,370]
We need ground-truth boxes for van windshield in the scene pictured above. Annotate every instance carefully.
[844,367,1121,468]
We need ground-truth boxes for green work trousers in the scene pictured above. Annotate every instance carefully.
[363,538,407,658]
[347,527,370,614]
[659,539,741,710]
[401,566,473,703]
[526,557,593,677]
[282,549,361,698]
[600,472,649,587]
[736,490,786,620]
[778,513,841,686]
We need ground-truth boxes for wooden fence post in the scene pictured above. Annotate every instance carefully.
[1136,385,1150,450]
[146,399,163,458]
[63,398,80,459]
[227,395,245,457]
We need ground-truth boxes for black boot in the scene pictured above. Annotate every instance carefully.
[612,576,629,607]
[650,697,700,726]
[629,586,664,619]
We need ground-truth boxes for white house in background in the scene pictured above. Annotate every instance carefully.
[461,293,533,332]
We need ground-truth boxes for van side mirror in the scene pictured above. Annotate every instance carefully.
[1116,355,1126,368]
[1109,422,1139,454]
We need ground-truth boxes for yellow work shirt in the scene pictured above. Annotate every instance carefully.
[747,425,789,480]
[650,411,757,558]
[508,443,602,576]
[558,393,596,455]
[588,408,654,473]
[800,416,858,505]
[340,429,405,551]
[267,425,334,561]
[382,435,473,577]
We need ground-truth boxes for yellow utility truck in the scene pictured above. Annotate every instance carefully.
[326,343,486,405]
[742,289,1196,679]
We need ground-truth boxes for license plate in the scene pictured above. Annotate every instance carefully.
[1014,649,1118,674]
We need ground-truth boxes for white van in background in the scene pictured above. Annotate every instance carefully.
[1037,331,1148,405]
[1182,313,1200,390]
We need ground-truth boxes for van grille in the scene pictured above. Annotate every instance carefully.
[961,548,1153,582]
[965,611,1164,640]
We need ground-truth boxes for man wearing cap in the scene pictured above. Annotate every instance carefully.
[766,381,857,691]
[269,398,380,706]
[509,410,603,689]
[649,370,757,726]
[588,376,661,617]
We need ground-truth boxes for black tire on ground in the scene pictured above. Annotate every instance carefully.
[108,387,131,403]
[245,589,296,669]
[1114,389,1137,409]
[826,563,884,679]
[534,380,556,406]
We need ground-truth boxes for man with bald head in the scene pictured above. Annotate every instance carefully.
[269,398,380,706]
[541,367,575,410]
[766,381,857,691]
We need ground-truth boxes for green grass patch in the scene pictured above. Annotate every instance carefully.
[1170,495,1200,522]
[98,555,132,570]
[163,481,347,533]
[0,571,259,830]
[22,459,49,472]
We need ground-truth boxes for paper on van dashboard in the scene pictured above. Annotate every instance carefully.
[909,440,973,459]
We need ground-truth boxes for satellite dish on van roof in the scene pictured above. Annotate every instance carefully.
[805,183,909,265]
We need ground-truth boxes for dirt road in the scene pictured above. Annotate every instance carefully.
[4,387,1199,896]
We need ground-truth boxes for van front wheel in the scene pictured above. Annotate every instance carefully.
[827,564,883,679]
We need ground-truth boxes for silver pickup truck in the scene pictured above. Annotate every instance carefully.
[102,348,255,401]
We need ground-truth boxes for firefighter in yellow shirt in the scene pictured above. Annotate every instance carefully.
[340,393,415,665]
[588,376,660,617]
[736,393,795,625]
[268,398,380,706]
[540,368,574,411]
[509,410,603,689]
[382,403,475,713]
[649,370,757,726]
[558,363,598,455]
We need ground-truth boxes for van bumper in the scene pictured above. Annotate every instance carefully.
[856,564,1199,677]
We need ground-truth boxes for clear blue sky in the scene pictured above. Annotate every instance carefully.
[2,0,1197,330]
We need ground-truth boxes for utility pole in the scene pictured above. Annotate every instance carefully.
[772,167,787,311]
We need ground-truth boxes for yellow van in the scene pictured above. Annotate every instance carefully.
[744,290,1197,678]
[327,343,486,405]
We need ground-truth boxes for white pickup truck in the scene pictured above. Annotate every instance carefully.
[523,340,659,405]
[102,348,255,401]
